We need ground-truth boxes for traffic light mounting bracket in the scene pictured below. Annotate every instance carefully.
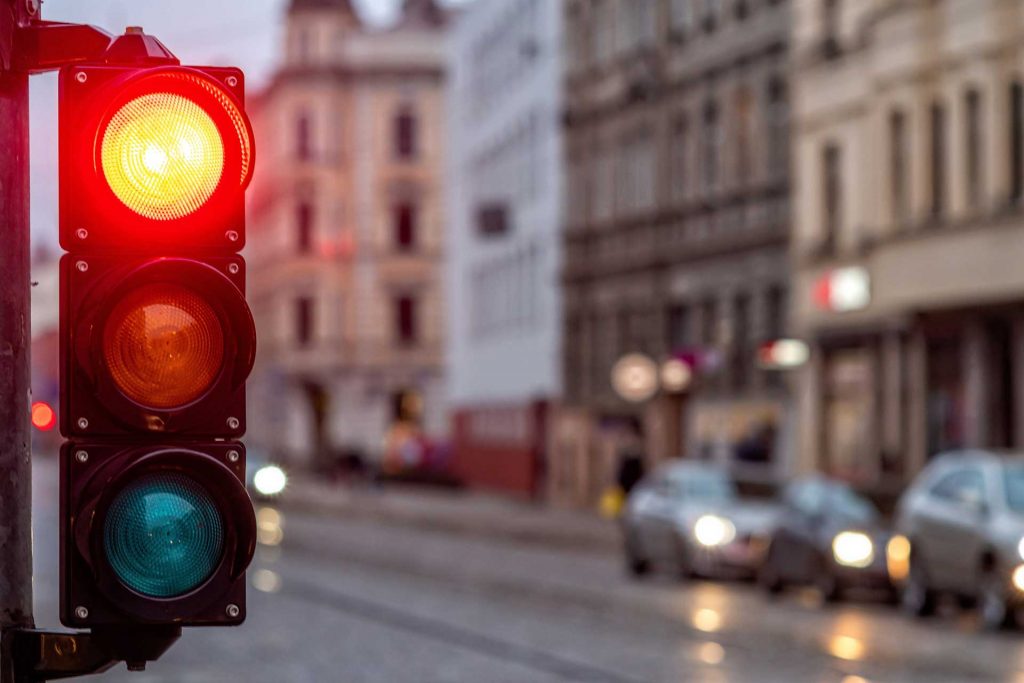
[3,625,180,681]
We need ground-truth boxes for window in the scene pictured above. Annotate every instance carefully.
[670,0,693,35]
[822,0,841,56]
[476,203,509,237]
[767,77,788,178]
[297,202,314,254]
[766,285,786,341]
[666,303,691,350]
[889,109,908,224]
[822,143,842,252]
[297,111,312,161]
[701,298,718,346]
[965,89,983,210]
[930,468,985,506]
[1010,81,1023,202]
[296,297,314,348]
[702,101,720,192]
[394,107,418,160]
[733,293,751,389]
[395,295,418,345]
[295,27,311,64]
[735,87,753,185]
[670,116,688,202]
[930,101,947,218]
[703,0,721,32]
[625,0,656,50]
[785,481,827,516]
[393,202,417,250]
[592,0,614,64]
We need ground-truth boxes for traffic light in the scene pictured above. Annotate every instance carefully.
[58,36,257,630]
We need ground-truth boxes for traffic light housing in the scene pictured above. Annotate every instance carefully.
[60,254,254,437]
[60,442,255,626]
[59,64,253,251]
[57,41,257,633]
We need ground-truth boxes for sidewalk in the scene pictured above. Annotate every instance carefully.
[279,475,620,555]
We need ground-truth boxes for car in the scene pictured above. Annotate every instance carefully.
[621,461,777,580]
[758,476,894,602]
[895,450,1024,629]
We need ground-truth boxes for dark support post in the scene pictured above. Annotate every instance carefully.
[0,0,34,660]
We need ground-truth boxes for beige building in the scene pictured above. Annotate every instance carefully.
[792,0,1024,496]
[556,0,794,507]
[247,0,448,467]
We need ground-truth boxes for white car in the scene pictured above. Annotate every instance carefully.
[622,462,777,579]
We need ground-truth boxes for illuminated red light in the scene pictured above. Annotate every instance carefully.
[31,401,56,431]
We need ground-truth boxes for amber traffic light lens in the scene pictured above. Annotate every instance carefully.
[101,93,225,221]
[103,284,225,409]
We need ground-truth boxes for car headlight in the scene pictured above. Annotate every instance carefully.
[253,465,287,496]
[832,531,874,568]
[694,515,736,548]
[1017,537,1024,561]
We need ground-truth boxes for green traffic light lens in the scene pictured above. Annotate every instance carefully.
[103,472,225,598]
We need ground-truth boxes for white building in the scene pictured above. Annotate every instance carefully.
[445,0,562,496]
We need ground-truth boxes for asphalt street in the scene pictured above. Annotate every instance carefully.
[25,456,1024,683]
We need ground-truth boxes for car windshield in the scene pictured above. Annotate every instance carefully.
[1003,463,1024,512]
[668,470,736,501]
[829,486,878,524]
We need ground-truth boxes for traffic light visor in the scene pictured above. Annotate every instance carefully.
[103,472,225,598]
[103,283,225,409]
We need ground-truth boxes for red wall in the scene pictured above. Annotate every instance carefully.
[451,401,547,498]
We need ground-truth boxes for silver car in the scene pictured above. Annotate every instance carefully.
[895,450,1024,629]
[622,462,777,579]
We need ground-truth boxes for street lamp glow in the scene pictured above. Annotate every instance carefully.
[661,358,693,393]
[611,353,658,403]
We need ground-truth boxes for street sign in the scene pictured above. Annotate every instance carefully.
[58,34,257,630]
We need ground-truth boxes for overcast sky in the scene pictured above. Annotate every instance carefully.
[29,0,473,246]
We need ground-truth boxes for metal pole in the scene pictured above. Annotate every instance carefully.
[0,0,35,646]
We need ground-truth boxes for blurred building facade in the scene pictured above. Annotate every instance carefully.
[446,0,563,497]
[247,0,449,469]
[792,0,1024,496]
[555,0,793,505]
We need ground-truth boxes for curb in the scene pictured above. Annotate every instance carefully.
[276,481,620,555]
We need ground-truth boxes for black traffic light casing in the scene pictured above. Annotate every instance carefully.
[59,254,253,438]
[58,49,257,632]
[59,64,251,252]
[60,442,255,627]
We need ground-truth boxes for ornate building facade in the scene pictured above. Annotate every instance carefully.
[247,0,448,467]
[792,0,1024,497]
[557,0,793,505]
